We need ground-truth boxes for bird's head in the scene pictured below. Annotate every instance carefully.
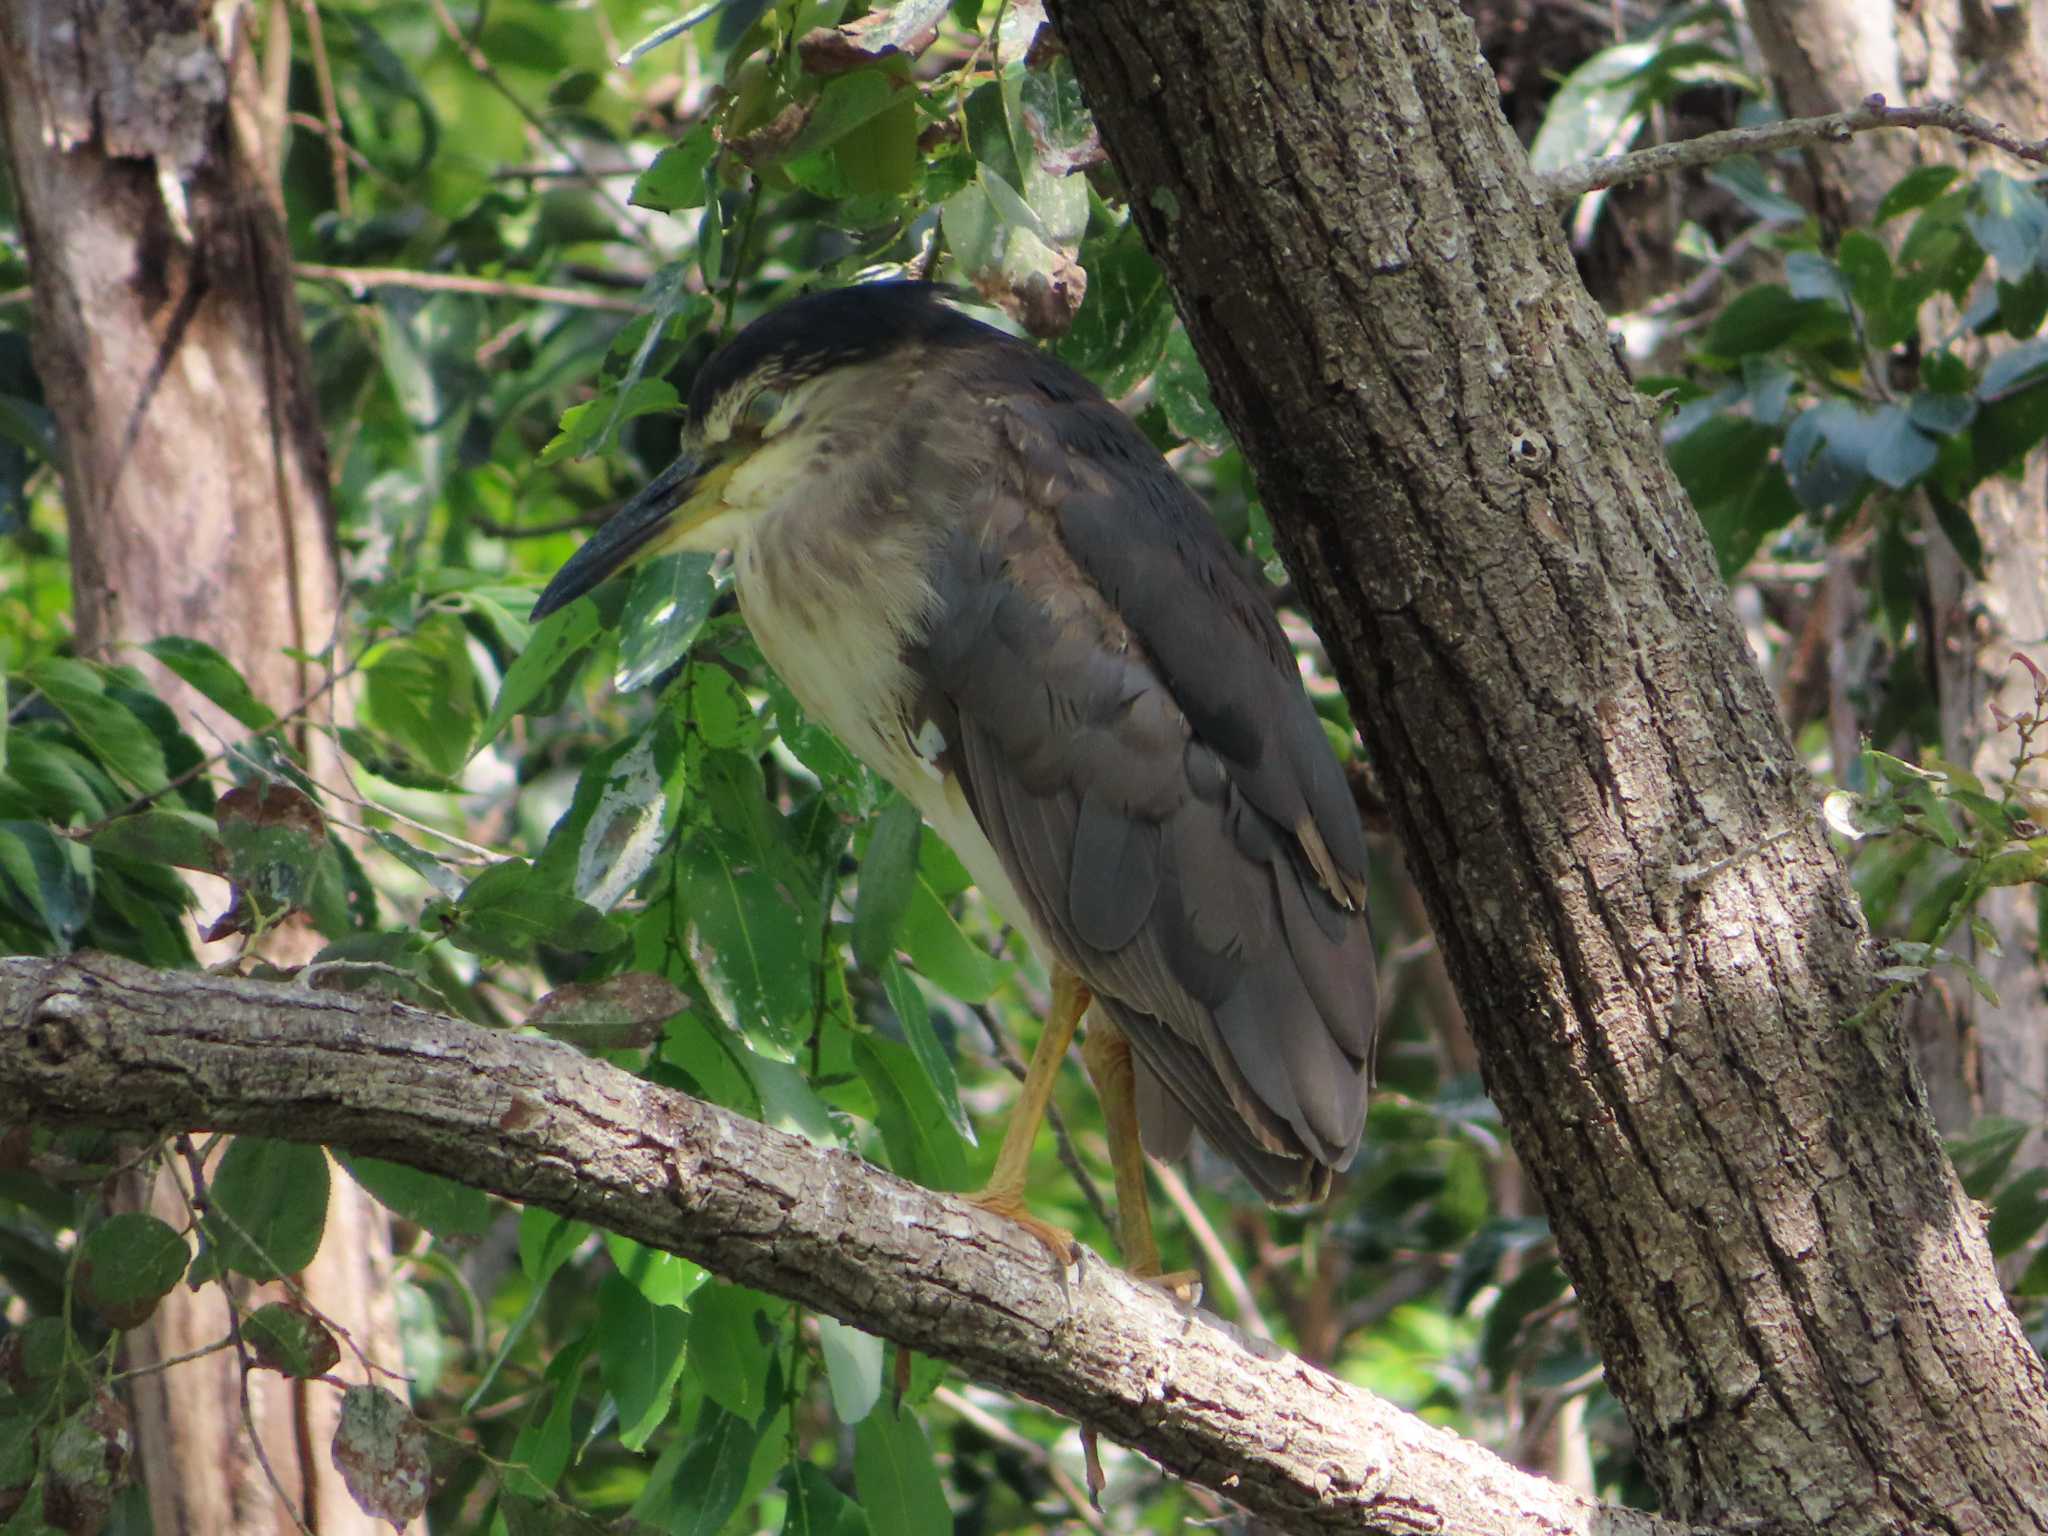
[530,282,979,620]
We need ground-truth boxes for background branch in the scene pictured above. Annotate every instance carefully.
[1537,94,2048,203]
[0,953,1701,1536]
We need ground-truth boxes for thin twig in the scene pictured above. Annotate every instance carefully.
[934,1386,1111,1535]
[294,0,351,217]
[1538,94,2048,204]
[468,508,612,539]
[1147,1159,1272,1341]
[294,263,644,313]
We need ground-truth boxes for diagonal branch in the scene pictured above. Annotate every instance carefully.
[0,953,1700,1536]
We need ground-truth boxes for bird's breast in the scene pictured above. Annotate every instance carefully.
[734,505,1037,942]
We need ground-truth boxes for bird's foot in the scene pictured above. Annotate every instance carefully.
[1134,1267,1203,1313]
[966,1187,1077,1275]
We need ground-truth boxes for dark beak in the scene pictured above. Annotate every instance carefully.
[531,453,707,620]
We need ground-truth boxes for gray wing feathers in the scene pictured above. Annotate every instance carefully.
[910,389,1377,1202]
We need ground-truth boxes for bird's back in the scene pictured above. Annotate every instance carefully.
[900,317,1378,1202]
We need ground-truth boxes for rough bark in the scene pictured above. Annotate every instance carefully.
[1746,0,2048,1153]
[0,6,403,1532]
[1048,3,2048,1532]
[0,952,1709,1536]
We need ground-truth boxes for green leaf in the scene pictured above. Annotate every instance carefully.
[677,827,816,1059]
[687,1283,775,1424]
[203,1138,330,1281]
[1480,1260,1570,1379]
[853,1403,950,1536]
[0,820,94,947]
[898,872,1006,1003]
[1700,285,1839,358]
[361,615,484,780]
[606,1231,708,1309]
[740,1051,846,1145]
[480,599,599,748]
[519,1208,589,1287]
[881,959,973,1143]
[1998,268,2048,338]
[816,1316,884,1426]
[1864,404,1939,489]
[633,124,719,211]
[782,1462,874,1536]
[616,552,716,691]
[1967,170,2048,276]
[1527,39,1656,175]
[1982,845,2048,886]
[789,71,904,160]
[1927,490,1986,579]
[24,657,168,792]
[1836,231,1893,315]
[1949,1115,2033,1198]
[852,796,923,973]
[833,97,920,198]
[89,808,226,874]
[441,858,626,960]
[338,1155,494,1238]
[632,1400,760,1536]
[1978,336,2048,400]
[853,1032,969,1189]
[1057,219,1173,397]
[1986,1168,2048,1256]
[1156,325,1231,451]
[142,637,277,731]
[542,378,682,466]
[78,1214,188,1326]
[1875,164,1960,223]
[1783,401,1878,510]
[596,1273,691,1450]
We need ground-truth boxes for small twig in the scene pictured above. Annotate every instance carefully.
[467,508,612,539]
[1147,1160,1273,1341]
[167,1135,321,1536]
[1538,94,2048,204]
[934,1386,1110,1534]
[110,1334,238,1382]
[294,0,351,217]
[295,263,644,313]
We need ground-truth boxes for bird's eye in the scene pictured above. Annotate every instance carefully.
[742,389,786,434]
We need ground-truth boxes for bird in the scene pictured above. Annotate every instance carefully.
[532,281,1376,1276]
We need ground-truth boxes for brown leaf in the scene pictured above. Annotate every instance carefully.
[725,101,811,167]
[526,972,693,1050]
[217,781,327,844]
[798,0,947,73]
[331,1384,431,1530]
[246,1302,343,1378]
[44,1393,132,1536]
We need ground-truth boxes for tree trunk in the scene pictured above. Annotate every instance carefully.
[1049,2,2048,1531]
[0,6,406,1532]
[1747,0,2048,1157]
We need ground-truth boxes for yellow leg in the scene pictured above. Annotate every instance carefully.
[969,968,1090,1264]
[1078,1018,1162,1277]
[1081,1020,1201,1302]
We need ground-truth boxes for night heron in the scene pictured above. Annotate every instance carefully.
[533,282,1376,1275]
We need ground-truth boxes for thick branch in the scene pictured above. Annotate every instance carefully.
[0,953,1696,1536]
